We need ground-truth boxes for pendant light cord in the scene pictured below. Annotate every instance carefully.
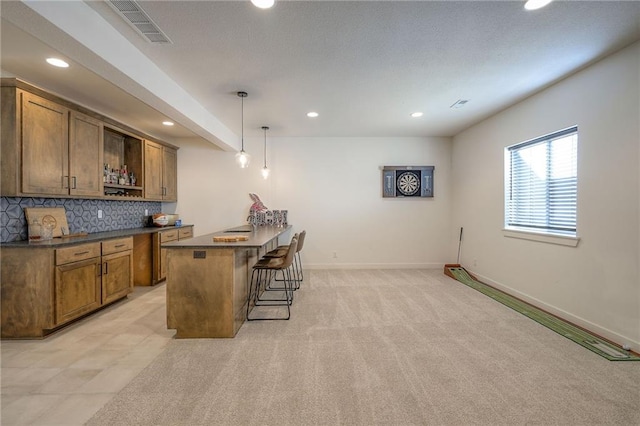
[263,127,267,167]
[237,91,248,152]
[241,95,244,151]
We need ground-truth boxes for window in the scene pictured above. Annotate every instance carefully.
[505,127,578,238]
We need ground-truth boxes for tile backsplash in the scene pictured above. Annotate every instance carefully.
[1,197,162,243]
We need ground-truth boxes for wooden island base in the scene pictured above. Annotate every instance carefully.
[164,225,291,338]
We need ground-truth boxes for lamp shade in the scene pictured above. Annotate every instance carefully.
[235,150,251,168]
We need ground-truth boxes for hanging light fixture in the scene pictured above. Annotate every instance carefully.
[235,91,251,168]
[261,126,270,179]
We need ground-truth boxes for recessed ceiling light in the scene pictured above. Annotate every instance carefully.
[410,112,423,118]
[46,58,69,68]
[251,0,275,9]
[307,112,319,118]
[162,121,174,126]
[524,0,553,10]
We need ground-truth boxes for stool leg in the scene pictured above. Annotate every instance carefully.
[247,268,259,321]
[296,252,304,283]
[258,270,277,301]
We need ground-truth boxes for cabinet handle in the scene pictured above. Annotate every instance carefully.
[114,244,125,248]
[72,176,77,189]
[97,263,102,277]
[103,262,108,275]
[63,176,69,189]
[74,251,89,256]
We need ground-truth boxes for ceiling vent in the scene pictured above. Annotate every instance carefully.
[108,1,173,44]
[450,99,469,109]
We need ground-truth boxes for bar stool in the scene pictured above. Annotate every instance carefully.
[247,236,298,321]
[264,230,306,289]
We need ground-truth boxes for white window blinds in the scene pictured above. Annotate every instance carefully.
[506,127,578,236]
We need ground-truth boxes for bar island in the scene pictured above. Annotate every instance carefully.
[163,225,291,338]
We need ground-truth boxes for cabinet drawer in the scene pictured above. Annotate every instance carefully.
[56,243,101,265]
[160,230,179,243]
[178,227,193,240]
[102,237,133,255]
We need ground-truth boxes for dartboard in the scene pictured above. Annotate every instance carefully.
[397,172,420,196]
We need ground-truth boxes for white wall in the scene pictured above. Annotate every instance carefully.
[451,42,640,348]
[168,136,453,269]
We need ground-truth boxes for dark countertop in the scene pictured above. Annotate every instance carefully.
[1,225,194,248]
[162,225,291,249]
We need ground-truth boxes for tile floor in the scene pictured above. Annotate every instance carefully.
[1,284,173,425]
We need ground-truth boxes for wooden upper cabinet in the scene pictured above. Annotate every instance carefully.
[1,80,178,201]
[21,92,70,196]
[144,140,164,200]
[163,146,178,202]
[69,111,104,197]
[144,140,178,201]
[2,90,104,198]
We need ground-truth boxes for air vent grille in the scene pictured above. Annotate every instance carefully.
[450,99,469,109]
[108,0,172,44]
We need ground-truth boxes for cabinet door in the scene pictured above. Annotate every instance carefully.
[162,146,177,201]
[54,257,101,325]
[21,92,69,195]
[102,250,133,304]
[144,140,163,200]
[152,230,178,283]
[159,230,179,281]
[69,111,103,197]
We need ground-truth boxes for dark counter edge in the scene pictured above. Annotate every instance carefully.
[0,225,194,248]
[162,225,291,249]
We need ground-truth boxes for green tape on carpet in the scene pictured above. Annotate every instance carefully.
[446,267,640,361]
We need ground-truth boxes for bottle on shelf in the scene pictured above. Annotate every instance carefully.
[118,165,126,185]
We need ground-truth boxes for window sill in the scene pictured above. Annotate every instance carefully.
[503,228,580,247]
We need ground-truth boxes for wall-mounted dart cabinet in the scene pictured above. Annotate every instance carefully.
[382,166,434,198]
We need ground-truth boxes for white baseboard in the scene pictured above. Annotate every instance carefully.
[467,269,640,352]
[306,263,444,270]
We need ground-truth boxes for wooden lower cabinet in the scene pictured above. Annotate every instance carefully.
[101,237,134,304]
[55,256,102,325]
[166,248,248,338]
[157,229,179,283]
[136,226,193,286]
[1,237,134,338]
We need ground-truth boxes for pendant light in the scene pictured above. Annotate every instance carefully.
[235,91,250,168]
[261,126,270,179]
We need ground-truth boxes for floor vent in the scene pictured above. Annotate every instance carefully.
[108,0,172,44]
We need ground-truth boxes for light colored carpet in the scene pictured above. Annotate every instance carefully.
[88,269,640,425]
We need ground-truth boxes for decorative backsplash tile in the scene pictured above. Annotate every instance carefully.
[0,197,161,243]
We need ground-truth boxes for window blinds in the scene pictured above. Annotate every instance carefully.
[506,127,578,235]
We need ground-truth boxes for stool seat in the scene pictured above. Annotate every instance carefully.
[263,230,306,287]
[254,256,288,270]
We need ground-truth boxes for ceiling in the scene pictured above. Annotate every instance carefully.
[1,1,639,151]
